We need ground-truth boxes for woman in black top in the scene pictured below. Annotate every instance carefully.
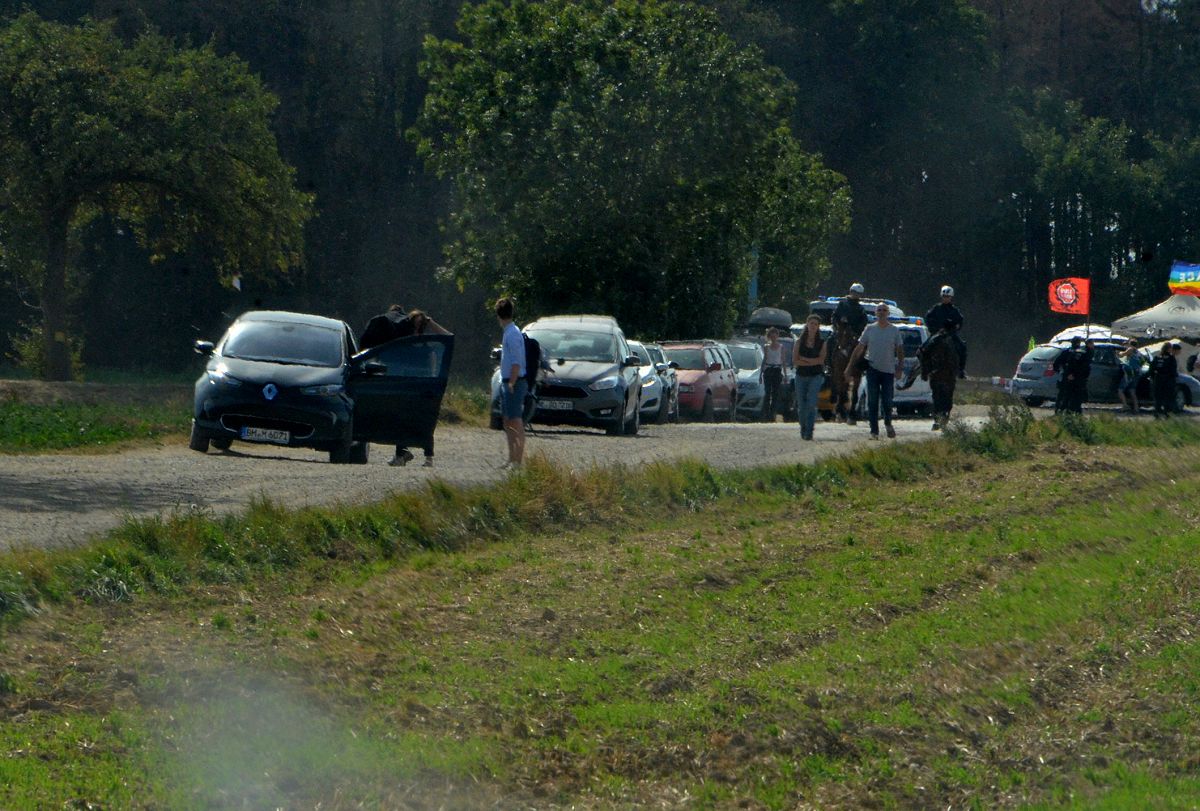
[792,314,828,440]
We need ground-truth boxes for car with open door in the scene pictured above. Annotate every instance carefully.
[190,310,453,463]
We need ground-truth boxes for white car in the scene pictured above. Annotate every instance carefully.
[856,320,933,417]
[726,341,767,419]
[630,340,677,424]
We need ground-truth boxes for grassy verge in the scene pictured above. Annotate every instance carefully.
[1,410,1199,808]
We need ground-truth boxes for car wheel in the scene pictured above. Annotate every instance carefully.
[702,393,715,422]
[625,403,640,436]
[349,440,370,465]
[1023,396,1045,408]
[1176,385,1188,412]
[655,394,670,424]
[329,434,353,464]
[211,437,232,451]
[606,401,625,435]
[489,398,503,430]
[188,422,210,453]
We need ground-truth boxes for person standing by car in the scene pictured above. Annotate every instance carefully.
[792,314,827,440]
[924,285,967,377]
[1052,336,1088,414]
[360,305,451,466]
[496,297,527,467]
[1117,338,1142,413]
[762,327,785,422]
[848,304,904,439]
[1150,342,1178,418]
[832,283,868,339]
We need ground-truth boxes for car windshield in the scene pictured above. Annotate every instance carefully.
[729,346,762,370]
[529,328,617,362]
[646,345,665,364]
[900,329,924,355]
[630,343,652,365]
[222,321,343,367]
[664,347,706,370]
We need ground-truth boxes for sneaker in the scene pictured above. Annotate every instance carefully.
[868,433,880,440]
[885,425,896,439]
[388,449,415,467]
[422,457,434,468]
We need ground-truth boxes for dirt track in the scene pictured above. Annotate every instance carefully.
[1,412,993,552]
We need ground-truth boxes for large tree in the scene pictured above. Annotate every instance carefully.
[0,12,312,379]
[411,0,848,337]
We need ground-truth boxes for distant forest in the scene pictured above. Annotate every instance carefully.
[3,0,1200,376]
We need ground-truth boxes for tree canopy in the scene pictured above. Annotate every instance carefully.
[0,12,312,379]
[411,0,849,337]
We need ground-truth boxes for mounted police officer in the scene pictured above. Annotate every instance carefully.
[924,285,967,378]
[832,282,868,339]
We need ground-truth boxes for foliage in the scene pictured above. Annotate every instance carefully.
[6,321,84,380]
[0,13,313,379]
[412,0,848,337]
[0,400,190,452]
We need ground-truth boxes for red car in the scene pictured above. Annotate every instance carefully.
[660,340,738,421]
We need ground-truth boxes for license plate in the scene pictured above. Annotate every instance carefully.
[240,426,290,444]
[539,399,574,411]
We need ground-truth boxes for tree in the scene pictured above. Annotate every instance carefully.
[0,13,312,379]
[411,0,848,338]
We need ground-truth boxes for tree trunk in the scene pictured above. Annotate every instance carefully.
[41,208,73,381]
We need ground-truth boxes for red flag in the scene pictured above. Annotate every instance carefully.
[1048,277,1090,315]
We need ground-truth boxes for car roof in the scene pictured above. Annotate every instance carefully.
[660,340,716,348]
[528,314,620,332]
[236,310,348,331]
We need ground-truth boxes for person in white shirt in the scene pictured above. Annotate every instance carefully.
[496,297,526,467]
[761,327,785,421]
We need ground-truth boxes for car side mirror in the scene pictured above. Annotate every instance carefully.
[622,355,640,368]
[655,363,668,374]
[708,362,722,372]
[363,361,387,376]
[490,347,501,362]
[194,340,214,356]
[668,361,680,370]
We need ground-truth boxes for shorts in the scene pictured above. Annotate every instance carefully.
[1119,377,1139,392]
[500,379,529,420]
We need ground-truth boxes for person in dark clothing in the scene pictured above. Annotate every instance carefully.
[924,285,967,377]
[359,304,451,466]
[1151,343,1179,417]
[831,282,868,339]
[1053,337,1092,414]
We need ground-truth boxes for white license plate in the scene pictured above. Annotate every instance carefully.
[241,426,290,444]
[539,399,574,411]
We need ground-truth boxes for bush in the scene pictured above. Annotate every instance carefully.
[7,321,84,380]
[943,402,1034,459]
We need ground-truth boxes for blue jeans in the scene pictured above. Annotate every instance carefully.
[865,367,895,435]
[794,373,823,438]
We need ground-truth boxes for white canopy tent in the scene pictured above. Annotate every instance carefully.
[1111,294,1200,341]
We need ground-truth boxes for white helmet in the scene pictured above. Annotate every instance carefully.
[849,282,865,294]
[940,285,955,297]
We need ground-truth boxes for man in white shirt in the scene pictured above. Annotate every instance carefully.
[848,303,904,439]
[496,297,526,467]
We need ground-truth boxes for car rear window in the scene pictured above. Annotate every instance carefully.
[630,343,652,365]
[1027,346,1061,361]
[729,346,762,370]
[663,348,705,370]
[899,328,924,355]
[222,321,344,367]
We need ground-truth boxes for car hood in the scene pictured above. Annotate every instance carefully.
[736,369,762,384]
[543,359,621,384]
[213,356,344,388]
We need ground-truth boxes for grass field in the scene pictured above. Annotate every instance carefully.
[1,412,1198,808]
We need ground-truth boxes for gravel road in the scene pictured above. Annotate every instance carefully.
[2,412,990,552]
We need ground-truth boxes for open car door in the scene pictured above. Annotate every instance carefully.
[348,335,454,452]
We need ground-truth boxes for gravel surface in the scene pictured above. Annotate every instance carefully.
[2,410,992,552]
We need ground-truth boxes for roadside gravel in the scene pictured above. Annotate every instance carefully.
[2,410,990,552]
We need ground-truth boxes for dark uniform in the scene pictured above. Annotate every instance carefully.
[1151,349,1178,417]
[1053,343,1092,414]
[924,302,967,376]
[831,297,868,339]
[359,309,415,350]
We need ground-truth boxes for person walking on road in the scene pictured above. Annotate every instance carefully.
[832,283,868,339]
[792,314,827,441]
[496,297,527,468]
[1117,338,1142,414]
[848,303,904,439]
[923,285,967,378]
[762,328,785,422]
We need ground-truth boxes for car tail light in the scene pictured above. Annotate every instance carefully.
[1043,366,1057,377]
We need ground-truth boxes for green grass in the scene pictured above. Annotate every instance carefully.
[0,400,191,452]
[2,412,1200,807]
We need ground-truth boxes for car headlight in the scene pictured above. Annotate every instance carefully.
[641,374,658,386]
[299,383,344,396]
[206,366,242,387]
[589,376,620,391]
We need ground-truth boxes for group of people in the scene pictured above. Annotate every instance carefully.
[1054,335,1184,418]
[790,283,967,441]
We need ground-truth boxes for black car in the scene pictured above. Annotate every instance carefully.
[190,310,454,463]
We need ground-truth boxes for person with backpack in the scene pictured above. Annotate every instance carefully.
[359,304,451,467]
[496,297,527,468]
